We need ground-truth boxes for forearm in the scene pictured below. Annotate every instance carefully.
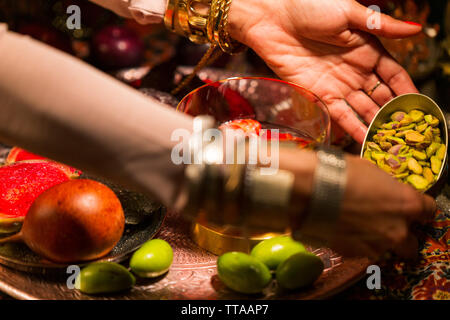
[0,28,193,205]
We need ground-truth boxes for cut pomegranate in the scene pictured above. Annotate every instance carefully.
[6,147,82,178]
[0,161,73,221]
[219,119,262,137]
[6,147,47,163]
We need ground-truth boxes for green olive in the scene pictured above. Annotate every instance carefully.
[276,252,324,290]
[250,236,306,270]
[75,262,135,295]
[217,252,271,294]
[130,239,173,278]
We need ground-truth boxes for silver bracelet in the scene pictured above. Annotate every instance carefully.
[294,147,347,245]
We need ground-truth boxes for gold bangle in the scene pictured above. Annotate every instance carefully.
[176,0,191,36]
[164,0,246,95]
[165,0,246,52]
[207,0,246,55]
[165,0,211,44]
[187,0,211,44]
[164,0,176,33]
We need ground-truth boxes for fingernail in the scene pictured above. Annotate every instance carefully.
[404,21,422,27]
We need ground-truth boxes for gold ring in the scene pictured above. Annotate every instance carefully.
[367,81,381,96]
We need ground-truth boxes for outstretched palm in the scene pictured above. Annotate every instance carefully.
[230,0,421,143]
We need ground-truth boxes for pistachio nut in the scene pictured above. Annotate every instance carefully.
[367,142,382,151]
[426,143,441,158]
[406,175,429,191]
[436,144,446,160]
[407,158,423,175]
[394,172,409,179]
[385,154,401,169]
[408,110,424,123]
[377,129,396,136]
[423,126,434,142]
[386,136,406,145]
[424,114,439,127]
[379,141,393,151]
[412,150,427,161]
[423,167,434,184]
[399,115,414,126]
[405,131,425,144]
[391,111,406,122]
[430,156,442,174]
[397,124,415,131]
[382,121,400,130]
[415,123,428,133]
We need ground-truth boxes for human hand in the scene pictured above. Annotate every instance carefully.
[280,149,436,260]
[330,155,435,260]
[228,0,422,143]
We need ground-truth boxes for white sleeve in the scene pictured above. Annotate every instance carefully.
[0,26,192,206]
[89,0,168,24]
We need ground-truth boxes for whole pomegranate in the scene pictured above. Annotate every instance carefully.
[21,179,125,263]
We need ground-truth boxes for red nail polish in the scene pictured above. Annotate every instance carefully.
[404,21,422,27]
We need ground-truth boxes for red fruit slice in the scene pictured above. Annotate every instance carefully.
[0,161,74,233]
[6,147,82,178]
[5,147,47,164]
[219,119,262,137]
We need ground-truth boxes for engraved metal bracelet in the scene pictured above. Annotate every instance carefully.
[294,147,347,245]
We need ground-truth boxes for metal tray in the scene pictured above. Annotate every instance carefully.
[0,208,370,300]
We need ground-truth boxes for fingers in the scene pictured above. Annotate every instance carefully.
[398,185,437,224]
[375,48,419,95]
[348,1,422,39]
[345,90,379,123]
[327,99,368,144]
[421,194,437,223]
[363,75,395,107]
[331,230,382,260]
[392,232,419,260]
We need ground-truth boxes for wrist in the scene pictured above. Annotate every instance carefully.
[279,148,318,201]
[227,0,269,46]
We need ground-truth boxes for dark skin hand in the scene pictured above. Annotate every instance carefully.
[279,149,436,260]
[226,0,431,260]
[228,0,422,143]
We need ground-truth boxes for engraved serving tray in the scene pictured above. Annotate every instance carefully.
[0,208,370,300]
[0,144,370,299]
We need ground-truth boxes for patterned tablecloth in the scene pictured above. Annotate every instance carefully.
[336,186,450,300]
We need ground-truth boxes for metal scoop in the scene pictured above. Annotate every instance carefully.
[360,93,448,195]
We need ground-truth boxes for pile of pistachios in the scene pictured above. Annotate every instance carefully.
[363,109,445,191]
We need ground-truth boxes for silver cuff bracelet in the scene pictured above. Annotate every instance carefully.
[294,147,347,245]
